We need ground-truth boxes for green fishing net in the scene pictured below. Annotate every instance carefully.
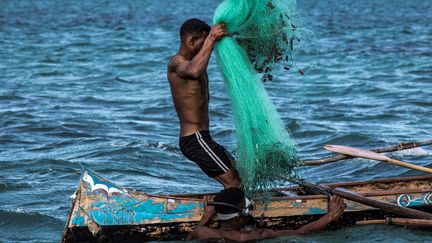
[213,0,309,198]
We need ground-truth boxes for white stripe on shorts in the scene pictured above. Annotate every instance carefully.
[195,131,230,173]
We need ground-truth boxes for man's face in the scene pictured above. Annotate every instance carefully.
[190,32,208,55]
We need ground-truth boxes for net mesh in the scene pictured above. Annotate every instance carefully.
[213,0,306,198]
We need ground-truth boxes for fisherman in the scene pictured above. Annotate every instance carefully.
[188,188,346,241]
[167,18,241,188]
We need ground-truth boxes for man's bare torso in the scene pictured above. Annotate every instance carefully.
[168,55,210,137]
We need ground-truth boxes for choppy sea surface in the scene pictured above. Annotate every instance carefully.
[0,0,431,242]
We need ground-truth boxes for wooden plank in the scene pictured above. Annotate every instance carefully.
[356,219,385,225]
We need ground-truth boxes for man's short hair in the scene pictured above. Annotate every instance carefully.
[213,187,245,214]
[180,18,211,39]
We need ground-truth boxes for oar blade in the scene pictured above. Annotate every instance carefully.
[324,144,389,161]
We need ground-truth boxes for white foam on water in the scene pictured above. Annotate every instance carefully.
[13,208,27,213]
[390,147,430,158]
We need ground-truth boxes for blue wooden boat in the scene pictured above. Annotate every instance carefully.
[62,169,432,242]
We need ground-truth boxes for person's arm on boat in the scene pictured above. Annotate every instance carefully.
[186,196,216,240]
[222,196,346,242]
[175,23,227,79]
[283,195,345,235]
[197,195,216,226]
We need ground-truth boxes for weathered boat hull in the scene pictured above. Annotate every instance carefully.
[62,170,432,242]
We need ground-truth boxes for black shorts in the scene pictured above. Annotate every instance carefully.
[179,130,233,178]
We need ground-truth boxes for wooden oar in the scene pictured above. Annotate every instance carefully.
[303,139,432,166]
[386,217,432,228]
[324,144,432,173]
[355,217,432,227]
[290,178,432,220]
[356,217,432,228]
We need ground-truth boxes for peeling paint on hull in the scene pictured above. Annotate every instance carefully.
[62,170,432,242]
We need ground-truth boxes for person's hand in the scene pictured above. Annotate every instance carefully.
[202,195,214,213]
[327,196,346,220]
[198,195,216,226]
[209,23,228,41]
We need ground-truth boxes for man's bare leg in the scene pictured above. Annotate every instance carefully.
[215,168,241,188]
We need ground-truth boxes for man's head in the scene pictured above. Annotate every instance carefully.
[210,187,254,226]
[180,18,211,56]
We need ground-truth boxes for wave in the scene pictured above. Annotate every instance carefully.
[320,132,378,147]
[79,96,142,105]
[0,209,65,243]
[391,147,430,157]
[145,141,180,153]
[0,182,31,193]
[0,94,25,101]
[0,209,64,227]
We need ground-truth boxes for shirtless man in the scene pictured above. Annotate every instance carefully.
[167,18,241,188]
[188,188,346,242]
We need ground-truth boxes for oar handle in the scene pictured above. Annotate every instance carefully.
[386,159,432,173]
[386,217,432,227]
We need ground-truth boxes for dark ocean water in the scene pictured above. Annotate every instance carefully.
[0,0,431,242]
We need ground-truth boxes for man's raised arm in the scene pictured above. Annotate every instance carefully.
[175,24,227,79]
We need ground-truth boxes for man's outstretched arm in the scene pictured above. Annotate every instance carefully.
[175,24,227,79]
[224,196,346,242]
[287,196,345,235]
